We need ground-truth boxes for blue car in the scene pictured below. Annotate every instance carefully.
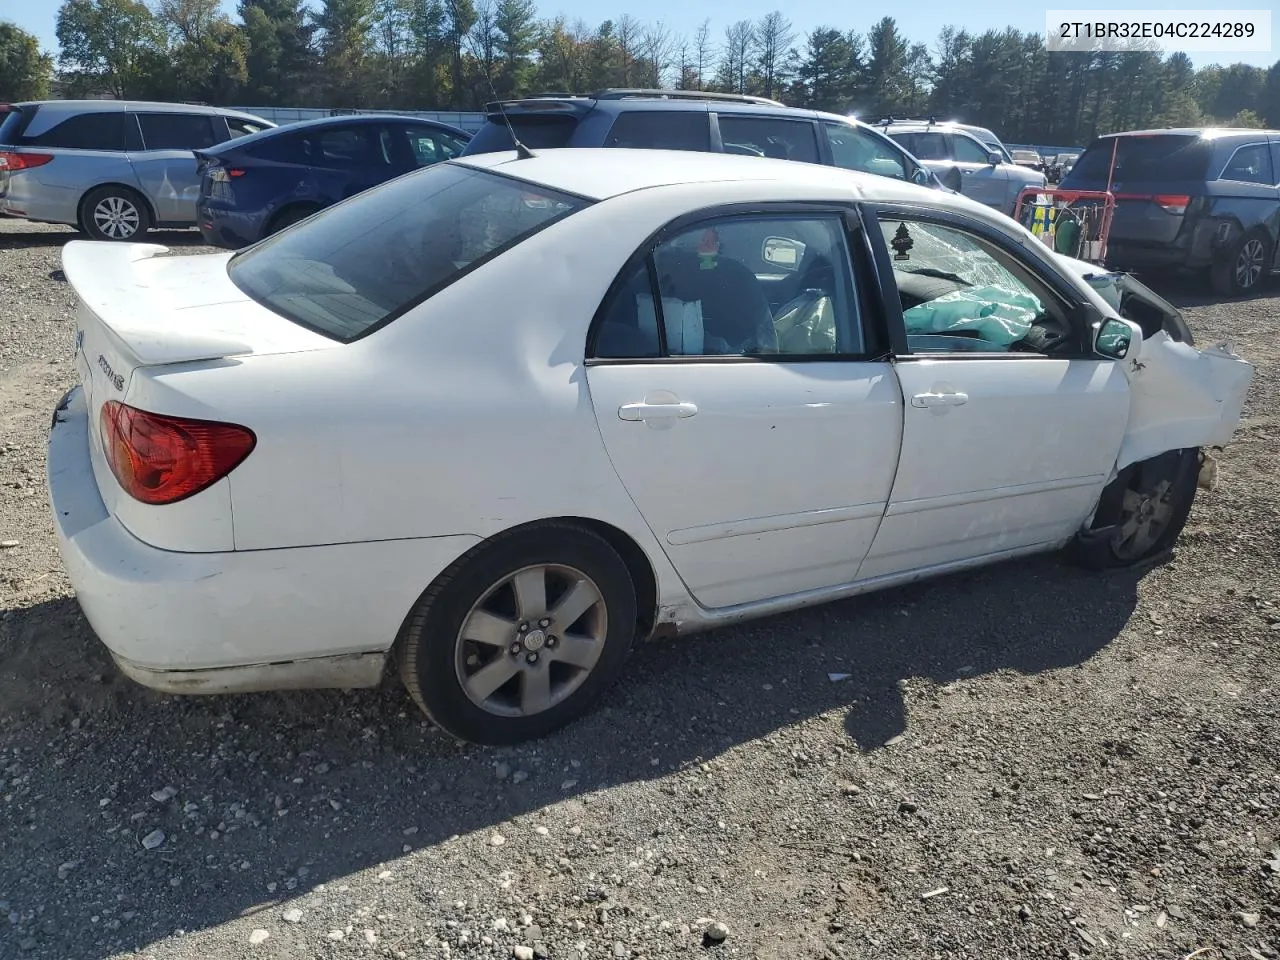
[195,114,471,248]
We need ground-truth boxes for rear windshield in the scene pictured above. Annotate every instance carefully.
[0,106,33,145]
[227,163,587,341]
[463,116,578,154]
[1070,134,1212,183]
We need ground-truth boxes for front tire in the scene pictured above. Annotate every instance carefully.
[1072,448,1200,569]
[397,523,638,745]
[80,186,150,242]
[1210,231,1271,297]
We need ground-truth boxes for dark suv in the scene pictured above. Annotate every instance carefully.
[1061,128,1280,296]
[460,89,954,192]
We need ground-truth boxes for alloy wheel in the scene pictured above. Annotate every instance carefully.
[1110,480,1175,561]
[93,196,141,240]
[454,563,608,718]
[1235,238,1265,291]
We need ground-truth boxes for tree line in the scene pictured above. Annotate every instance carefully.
[0,0,1278,145]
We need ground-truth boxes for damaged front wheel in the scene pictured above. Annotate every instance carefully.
[1072,448,1201,569]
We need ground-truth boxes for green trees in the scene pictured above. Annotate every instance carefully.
[0,22,53,100]
[37,3,1278,142]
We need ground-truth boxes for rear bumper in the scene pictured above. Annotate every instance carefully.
[196,201,262,249]
[0,172,80,226]
[47,385,479,691]
[1106,218,1237,273]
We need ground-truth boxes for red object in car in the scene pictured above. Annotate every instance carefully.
[99,401,256,505]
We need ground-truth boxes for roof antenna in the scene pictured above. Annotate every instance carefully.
[486,73,536,160]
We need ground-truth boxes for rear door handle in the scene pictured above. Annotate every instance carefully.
[911,391,969,408]
[618,401,699,421]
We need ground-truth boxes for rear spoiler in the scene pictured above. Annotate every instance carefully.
[62,241,253,366]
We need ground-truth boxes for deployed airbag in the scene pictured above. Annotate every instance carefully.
[902,285,1041,346]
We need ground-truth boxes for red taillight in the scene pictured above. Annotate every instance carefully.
[1153,194,1190,215]
[0,150,54,171]
[99,401,256,505]
[228,168,246,177]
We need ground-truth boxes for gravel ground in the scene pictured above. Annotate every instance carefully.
[1,219,1278,960]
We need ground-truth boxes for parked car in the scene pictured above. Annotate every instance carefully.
[1011,149,1045,172]
[876,119,1047,215]
[48,149,1252,744]
[0,100,273,241]
[193,114,471,248]
[459,88,960,192]
[1047,152,1080,183]
[1061,127,1280,296]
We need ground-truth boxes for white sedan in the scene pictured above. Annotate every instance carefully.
[47,149,1253,744]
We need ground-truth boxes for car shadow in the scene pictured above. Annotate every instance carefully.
[0,228,210,250]
[0,551,1145,958]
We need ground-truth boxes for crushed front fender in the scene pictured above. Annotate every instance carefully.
[1117,331,1253,472]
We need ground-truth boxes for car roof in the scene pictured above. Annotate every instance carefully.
[1094,127,1280,140]
[484,93,878,127]
[206,113,471,151]
[12,99,265,120]
[454,147,953,205]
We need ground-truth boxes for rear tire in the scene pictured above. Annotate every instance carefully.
[396,522,638,745]
[80,186,151,242]
[1072,448,1200,569]
[1210,231,1271,298]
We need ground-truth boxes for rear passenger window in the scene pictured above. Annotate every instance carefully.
[1220,144,1273,185]
[605,112,711,152]
[22,112,126,150]
[899,132,948,160]
[246,133,308,163]
[136,113,219,150]
[592,214,864,359]
[313,127,385,168]
[717,116,819,164]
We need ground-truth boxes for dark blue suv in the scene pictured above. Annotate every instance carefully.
[195,114,471,248]
[460,89,957,191]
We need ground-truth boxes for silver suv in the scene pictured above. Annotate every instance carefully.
[874,119,1046,216]
[0,100,273,241]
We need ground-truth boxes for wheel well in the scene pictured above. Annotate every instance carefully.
[266,201,322,235]
[79,183,155,226]
[557,517,658,637]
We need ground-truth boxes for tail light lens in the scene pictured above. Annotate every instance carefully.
[99,401,256,505]
[208,167,245,183]
[1154,194,1190,215]
[0,151,54,171]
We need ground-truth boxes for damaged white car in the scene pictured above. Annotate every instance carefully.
[46,149,1253,744]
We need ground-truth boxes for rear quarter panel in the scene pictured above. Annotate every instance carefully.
[9,150,143,225]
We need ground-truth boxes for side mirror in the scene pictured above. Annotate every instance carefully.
[910,166,931,186]
[941,166,963,191]
[987,151,1002,166]
[762,236,804,271]
[1094,316,1143,362]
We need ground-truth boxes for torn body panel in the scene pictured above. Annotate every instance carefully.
[1116,331,1253,471]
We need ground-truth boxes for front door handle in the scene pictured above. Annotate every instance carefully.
[911,391,969,408]
[618,401,699,421]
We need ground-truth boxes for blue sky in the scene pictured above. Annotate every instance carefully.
[12,0,1278,69]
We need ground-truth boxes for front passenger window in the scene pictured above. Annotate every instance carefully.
[951,135,990,164]
[824,123,909,181]
[878,217,1076,355]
